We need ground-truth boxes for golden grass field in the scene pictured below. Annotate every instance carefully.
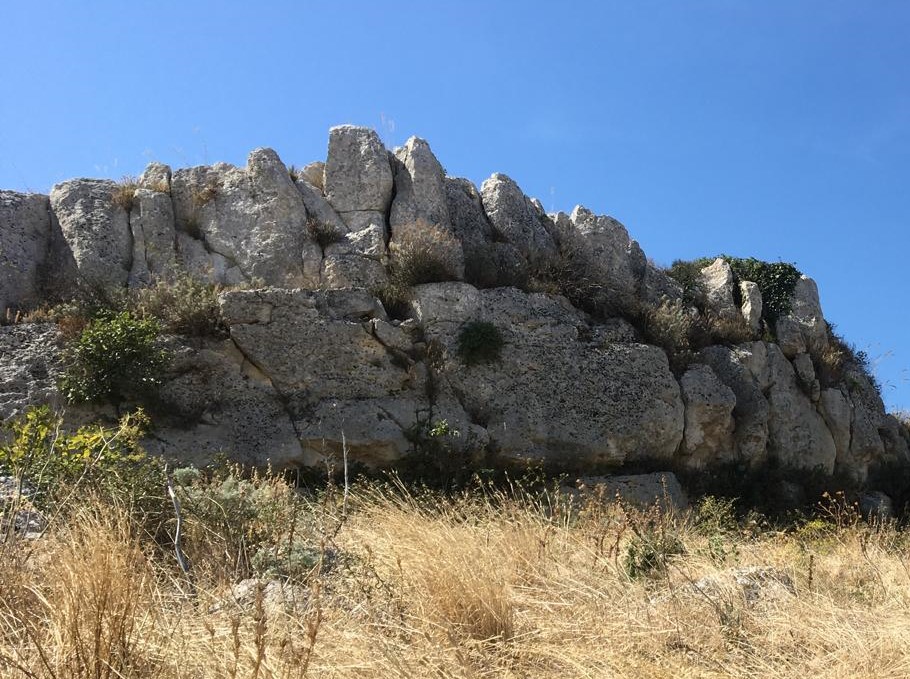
[2,475,910,679]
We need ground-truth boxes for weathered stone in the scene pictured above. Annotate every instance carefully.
[324,125,394,217]
[739,280,762,332]
[740,342,836,473]
[699,345,770,467]
[414,283,684,467]
[0,324,64,420]
[295,178,348,235]
[129,187,177,286]
[843,367,886,480]
[776,276,828,358]
[175,232,245,287]
[642,262,685,306]
[139,162,171,191]
[700,258,738,319]
[0,191,50,315]
[171,148,317,287]
[301,161,325,191]
[679,364,736,467]
[819,388,853,475]
[390,137,450,232]
[219,289,431,468]
[570,206,646,302]
[480,174,557,264]
[148,338,303,469]
[49,179,132,289]
[792,352,819,401]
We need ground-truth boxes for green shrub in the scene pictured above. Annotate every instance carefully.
[173,464,320,581]
[60,311,168,405]
[457,321,505,366]
[0,406,167,524]
[724,257,801,325]
[666,256,802,327]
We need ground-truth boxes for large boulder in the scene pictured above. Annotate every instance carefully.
[739,280,763,333]
[737,342,836,473]
[323,125,394,220]
[49,179,132,290]
[700,258,739,320]
[171,148,319,287]
[389,137,451,232]
[412,283,684,468]
[0,191,51,315]
[569,206,646,304]
[679,364,736,468]
[775,276,828,358]
[480,174,557,265]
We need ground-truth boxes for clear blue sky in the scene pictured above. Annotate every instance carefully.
[2,1,909,411]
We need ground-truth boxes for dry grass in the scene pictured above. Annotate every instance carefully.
[3,479,910,678]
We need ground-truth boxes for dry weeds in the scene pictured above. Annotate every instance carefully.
[2,480,910,678]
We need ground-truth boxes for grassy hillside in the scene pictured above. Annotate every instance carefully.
[2,466,910,678]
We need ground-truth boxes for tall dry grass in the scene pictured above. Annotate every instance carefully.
[2,478,910,678]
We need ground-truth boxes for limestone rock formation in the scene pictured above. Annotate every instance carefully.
[0,124,905,500]
[413,283,684,467]
[171,148,319,287]
[679,364,736,468]
[0,191,50,315]
[49,179,132,290]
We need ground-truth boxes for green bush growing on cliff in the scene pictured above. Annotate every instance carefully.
[458,321,505,366]
[666,256,802,326]
[60,310,169,405]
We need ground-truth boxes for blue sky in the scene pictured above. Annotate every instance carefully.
[2,1,909,411]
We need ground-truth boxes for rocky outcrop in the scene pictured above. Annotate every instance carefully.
[776,276,828,358]
[413,283,684,467]
[50,179,132,290]
[171,148,320,287]
[0,191,50,316]
[129,164,177,286]
[569,206,646,304]
[480,174,557,265]
[0,124,904,496]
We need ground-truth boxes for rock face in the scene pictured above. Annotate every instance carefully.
[570,206,646,304]
[49,179,133,290]
[0,324,64,420]
[412,283,684,467]
[679,364,736,468]
[0,191,50,315]
[129,166,177,286]
[0,124,904,497]
[171,148,319,287]
[480,174,557,265]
